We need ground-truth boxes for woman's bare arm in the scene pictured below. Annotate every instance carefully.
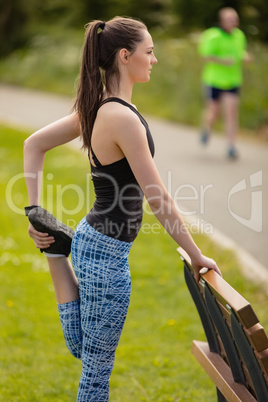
[24,113,80,248]
[111,108,221,279]
[24,113,80,204]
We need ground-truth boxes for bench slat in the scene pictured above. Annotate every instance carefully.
[178,247,268,400]
[257,349,268,375]
[178,247,258,328]
[246,324,268,352]
[203,270,259,329]
[192,340,257,402]
[231,313,268,400]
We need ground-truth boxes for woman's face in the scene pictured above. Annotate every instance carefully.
[126,30,158,83]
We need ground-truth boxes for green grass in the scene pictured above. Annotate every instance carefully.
[0,25,267,136]
[1,124,267,401]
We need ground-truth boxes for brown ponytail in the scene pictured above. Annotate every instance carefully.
[73,16,147,150]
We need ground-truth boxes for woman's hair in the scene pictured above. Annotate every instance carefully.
[73,16,147,150]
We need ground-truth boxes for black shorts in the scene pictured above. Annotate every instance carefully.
[205,86,240,101]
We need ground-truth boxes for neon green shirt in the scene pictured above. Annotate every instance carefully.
[199,27,247,89]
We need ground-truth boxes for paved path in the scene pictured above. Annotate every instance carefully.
[1,84,267,283]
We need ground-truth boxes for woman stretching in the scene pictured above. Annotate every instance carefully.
[24,16,221,401]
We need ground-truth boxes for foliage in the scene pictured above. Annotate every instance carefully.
[171,0,267,40]
[133,37,268,132]
[1,124,268,400]
[1,0,268,59]
[0,0,29,57]
[1,25,267,134]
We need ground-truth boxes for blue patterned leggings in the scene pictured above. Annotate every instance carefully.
[57,217,132,401]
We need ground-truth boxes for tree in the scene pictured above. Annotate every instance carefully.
[171,0,268,42]
[0,0,29,57]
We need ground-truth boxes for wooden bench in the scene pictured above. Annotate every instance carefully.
[178,248,268,402]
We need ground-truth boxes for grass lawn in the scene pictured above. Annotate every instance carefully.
[1,124,267,401]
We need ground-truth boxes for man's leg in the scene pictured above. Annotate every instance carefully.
[201,87,221,144]
[222,92,239,157]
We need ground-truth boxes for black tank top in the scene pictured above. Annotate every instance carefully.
[86,97,155,242]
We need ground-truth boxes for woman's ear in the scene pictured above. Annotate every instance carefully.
[118,48,130,65]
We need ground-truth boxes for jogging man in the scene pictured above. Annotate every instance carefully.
[199,7,252,159]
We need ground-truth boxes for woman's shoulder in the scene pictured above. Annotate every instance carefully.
[97,99,142,129]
